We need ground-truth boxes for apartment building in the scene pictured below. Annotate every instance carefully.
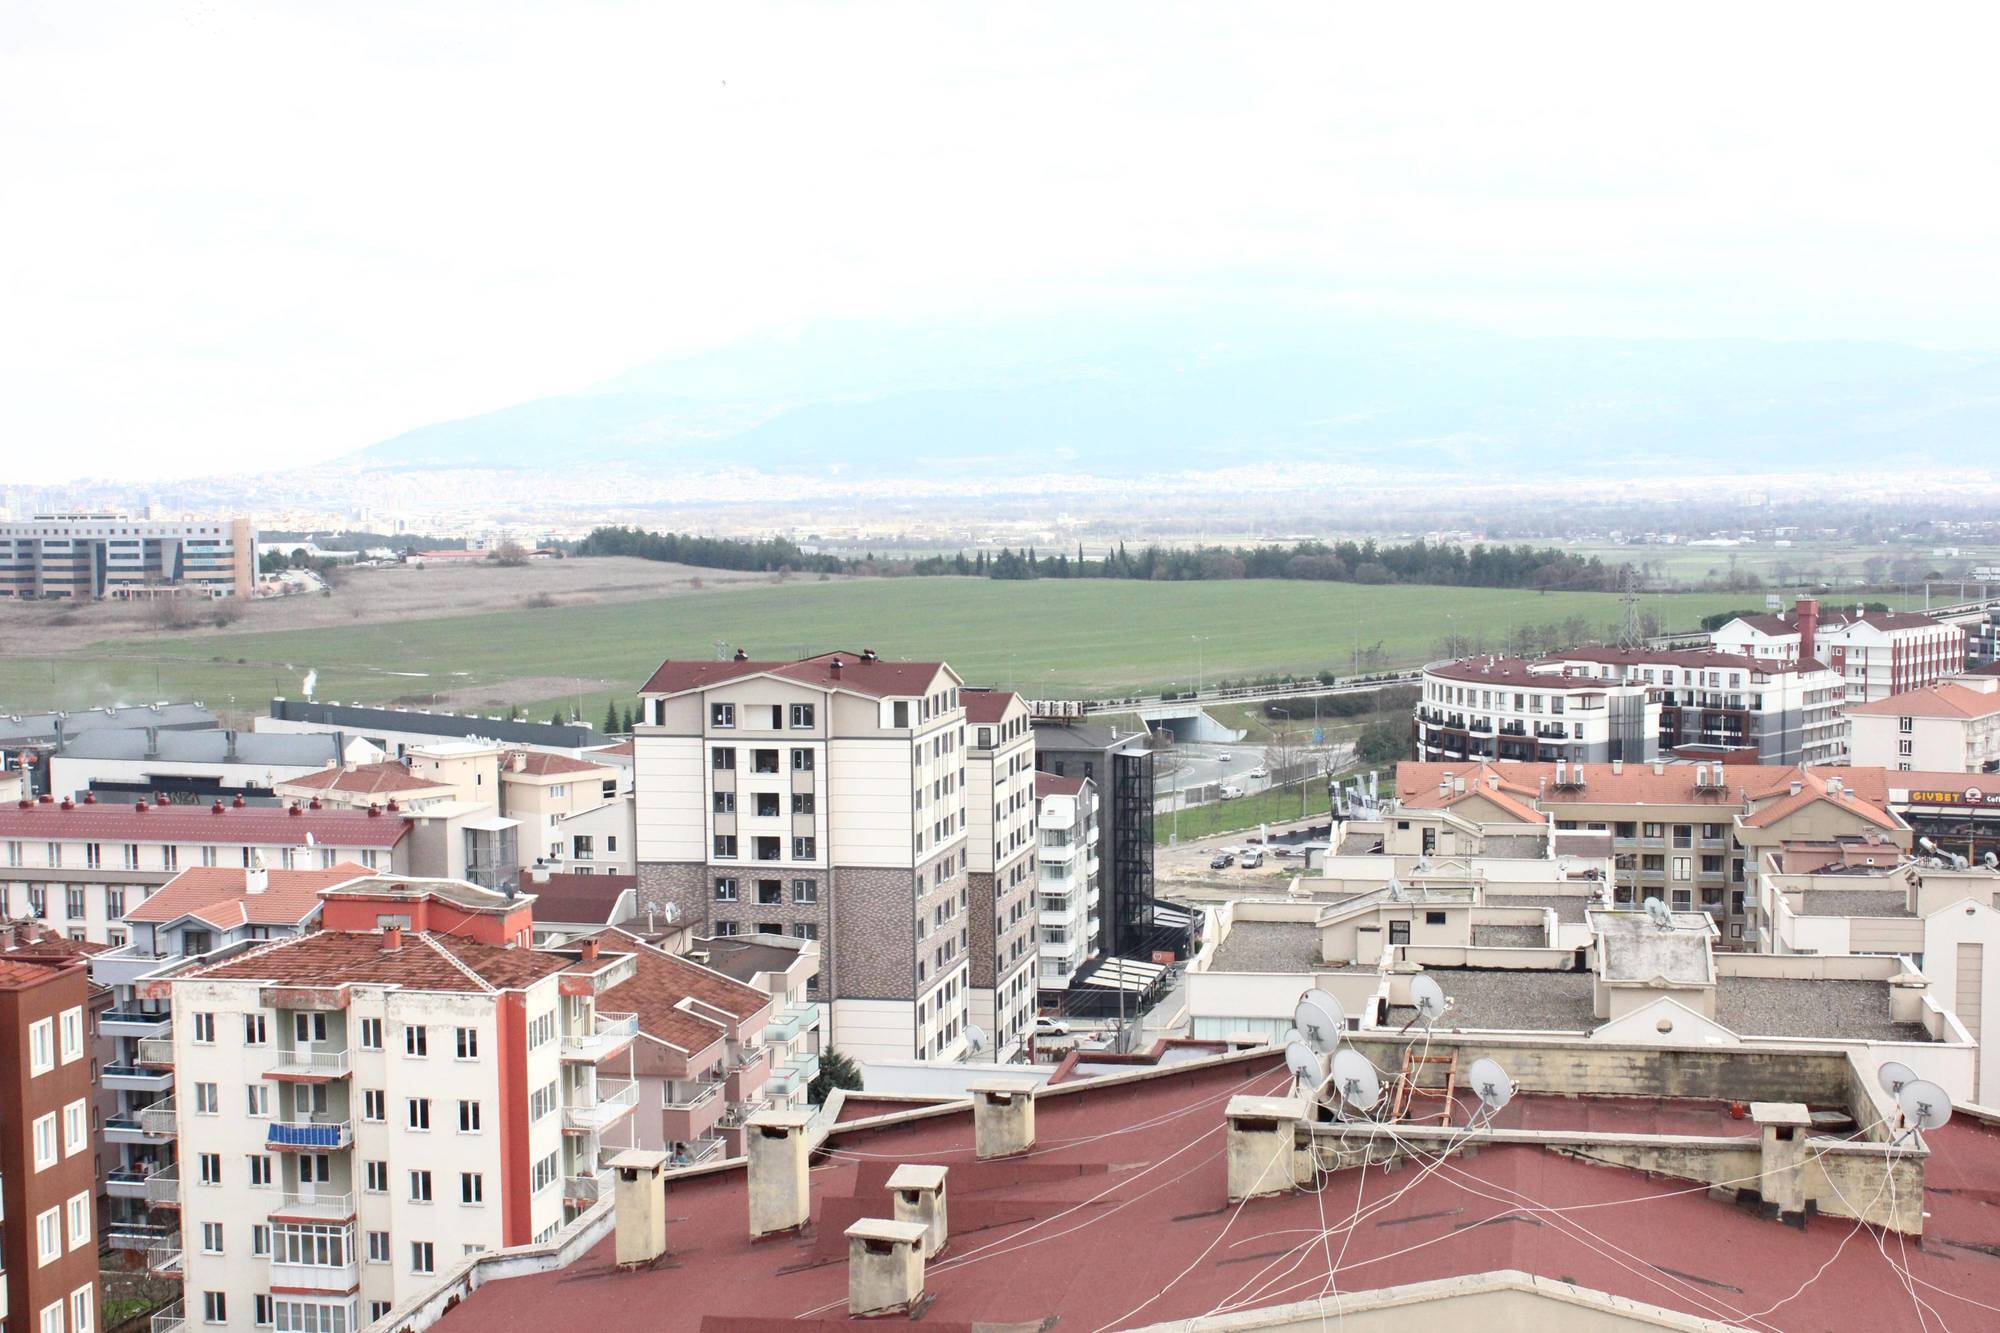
[961,690,1038,1061]
[0,946,98,1333]
[160,876,629,1332]
[1711,596,1967,702]
[1847,672,2000,773]
[0,799,412,948]
[1030,719,1155,960]
[88,865,364,1274]
[632,650,973,1063]
[1416,646,1845,767]
[1033,773,1100,999]
[1395,759,1911,946]
[0,513,257,601]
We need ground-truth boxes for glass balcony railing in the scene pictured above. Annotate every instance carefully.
[761,1003,819,1044]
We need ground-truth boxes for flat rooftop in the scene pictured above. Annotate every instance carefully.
[1471,924,1547,948]
[1391,969,1596,1033]
[1207,920,1374,974]
[1715,976,1931,1044]
[1799,889,1915,919]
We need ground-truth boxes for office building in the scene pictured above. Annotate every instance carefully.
[632,651,974,1063]
[1710,596,1966,702]
[960,690,1038,1061]
[0,514,256,601]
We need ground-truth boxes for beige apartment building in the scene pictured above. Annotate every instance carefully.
[1847,673,2000,773]
[961,690,1039,1062]
[632,651,974,1063]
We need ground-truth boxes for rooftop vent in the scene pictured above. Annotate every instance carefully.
[1226,1094,1308,1202]
[610,1149,670,1267]
[971,1079,1037,1159]
[887,1164,949,1258]
[845,1218,930,1317]
[746,1108,815,1238]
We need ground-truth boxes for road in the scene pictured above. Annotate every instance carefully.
[1156,739,1354,810]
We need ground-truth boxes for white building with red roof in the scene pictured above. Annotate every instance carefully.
[1710,595,1967,702]
[1847,670,2000,773]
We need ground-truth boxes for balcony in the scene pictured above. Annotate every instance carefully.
[760,1003,818,1044]
[146,1242,184,1277]
[1039,909,1072,928]
[271,1256,359,1292]
[564,1169,610,1204]
[267,1191,356,1222]
[264,1047,352,1081]
[102,1009,173,1039]
[1041,937,1082,960]
[718,1097,768,1129]
[106,1166,152,1200]
[664,1080,722,1111]
[103,1064,176,1092]
[145,1163,181,1208]
[106,1115,174,1146]
[152,1300,186,1333]
[560,1011,639,1064]
[266,1118,353,1151]
[725,1043,769,1076]
[563,1078,639,1133]
[137,1035,175,1066]
[138,1098,179,1137]
[781,1052,819,1088]
[107,1220,175,1252]
[681,1134,725,1165]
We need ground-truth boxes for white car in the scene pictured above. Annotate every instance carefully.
[1247,767,1270,780]
[1031,1017,1071,1037]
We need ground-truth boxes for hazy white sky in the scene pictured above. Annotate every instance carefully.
[4,1,1998,483]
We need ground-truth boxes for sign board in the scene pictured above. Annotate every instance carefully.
[1905,787,2000,808]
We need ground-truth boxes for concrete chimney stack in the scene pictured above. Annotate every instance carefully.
[844,1219,929,1316]
[1750,1103,1812,1222]
[887,1164,949,1257]
[971,1080,1037,1159]
[746,1108,815,1237]
[1226,1094,1308,1202]
[610,1149,669,1267]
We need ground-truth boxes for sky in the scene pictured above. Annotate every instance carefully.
[3,1,1999,484]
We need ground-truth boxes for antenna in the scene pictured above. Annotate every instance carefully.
[1408,975,1448,1028]
[1466,1057,1515,1123]
[1877,1060,1918,1097]
[1331,1049,1382,1116]
[1292,991,1345,1053]
[1284,1038,1327,1095]
[1895,1079,1953,1144]
[1644,897,1674,929]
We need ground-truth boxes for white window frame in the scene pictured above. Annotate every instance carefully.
[33,1112,58,1170]
[63,1099,86,1155]
[29,1016,54,1074]
[59,1006,83,1063]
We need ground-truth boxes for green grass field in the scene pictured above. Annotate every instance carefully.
[0,577,1838,724]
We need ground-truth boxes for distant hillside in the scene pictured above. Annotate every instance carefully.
[337,312,2000,483]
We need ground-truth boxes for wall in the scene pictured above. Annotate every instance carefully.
[1162,1270,1743,1332]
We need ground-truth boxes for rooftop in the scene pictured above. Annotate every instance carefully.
[278,761,447,796]
[1034,771,1086,798]
[55,727,343,767]
[1392,969,1596,1032]
[267,697,596,748]
[0,702,217,745]
[123,864,375,929]
[580,929,771,1052]
[523,872,636,926]
[505,749,612,778]
[1846,681,2000,720]
[0,799,412,847]
[685,933,814,986]
[1798,889,1916,919]
[960,688,1020,724]
[1207,921,1332,973]
[189,928,570,994]
[1713,976,1930,1043]
[641,651,949,700]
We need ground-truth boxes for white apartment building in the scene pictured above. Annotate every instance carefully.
[0,513,257,600]
[632,651,974,1063]
[0,800,412,947]
[962,690,1039,1062]
[1847,674,2000,773]
[1710,597,1967,703]
[1417,647,1845,767]
[162,877,637,1333]
[1034,772,1100,996]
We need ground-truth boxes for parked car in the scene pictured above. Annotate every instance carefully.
[1209,852,1235,869]
[1031,1016,1071,1037]
[1240,850,1264,868]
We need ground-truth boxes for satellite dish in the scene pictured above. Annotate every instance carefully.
[1877,1060,1918,1097]
[304,831,316,848]
[1897,1079,1953,1133]
[1386,878,1406,901]
[1644,897,1674,928]
[1293,991,1345,1053]
[1467,1057,1515,1116]
[1331,1049,1381,1113]
[965,1024,988,1054]
[1409,975,1447,1024]
[1284,1039,1326,1093]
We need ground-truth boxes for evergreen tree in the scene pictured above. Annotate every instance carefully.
[604,701,621,735]
[622,706,636,734]
[808,1046,864,1105]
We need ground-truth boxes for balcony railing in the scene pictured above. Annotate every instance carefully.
[564,1170,610,1204]
[782,1052,820,1088]
[719,1097,768,1129]
[563,1079,639,1132]
[137,1035,175,1066]
[152,1300,186,1333]
[560,1011,639,1063]
[664,1080,722,1111]
[102,1009,173,1036]
[266,1118,353,1151]
[761,1003,818,1044]
[682,1134,725,1165]
[106,1167,151,1199]
[103,1064,175,1091]
[266,1048,352,1079]
[267,1191,356,1220]
[138,1098,178,1137]
[146,1242,183,1277]
[725,1044,768,1075]
[270,1257,359,1291]
[107,1221,175,1252]
[145,1163,181,1207]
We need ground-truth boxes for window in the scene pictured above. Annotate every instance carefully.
[34,1112,58,1169]
[1388,920,1411,945]
[194,1082,219,1114]
[448,1026,477,1059]
[198,1152,222,1185]
[793,836,816,860]
[360,1017,383,1050]
[1642,823,1664,840]
[67,1191,90,1248]
[711,747,735,770]
[255,1295,274,1327]
[1672,857,1692,882]
[368,1230,391,1263]
[792,792,815,815]
[458,1098,482,1132]
[28,885,45,917]
[530,1080,558,1121]
[714,834,738,858]
[792,922,819,941]
[362,1089,385,1122]
[66,886,86,919]
[711,702,736,728]
[407,1097,431,1130]
[85,842,101,869]
[29,1017,53,1074]
[124,843,141,869]
[711,791,735,814]
[1899,738,1914,756]
[1425,910,1447,926]
[792,878,817,904]
[756,879,783,906]
[37,1205,61,1263]
[531,1150,560,1192]
[460,1172,484,1204]
[71,1286,94,1333]
[529,1011,556,1048]
[789,703,814,728]
[755,791,780,817]
[244,1013,268,1045]
[713,877,738,902]
[412,1240,436,1274]
[791,748,815,771]
[893,701,910,727]
[370,1303,392,1322]
[293,1012,328,1043]
[365,1160,388,1193]
[409,1169,433,1202]
[253,1225,271,1257]
[245,1083,271,1117]
[63,1099,86,1154]
[404,1024,428,1057]
[1899,715,1914,733]
[192,1011,216,1044]
[202,1221,225,1254]
[203,1292,228,1325]
[248,1154,273,1186]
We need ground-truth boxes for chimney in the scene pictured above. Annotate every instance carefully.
[245,863,269,895]
[511,751,527,773]
[226,729,239,762]
[1750,1102,1812,1221]
[1226,1094,1308,1202]
[1653,760,1665,776]
[746,1108,815,1237]
[1789,780,1803,797]
[844,1219,929,1317]
[830,657,844,677]
[886,1163,949,1257]
[580,937,600,962]
[1438,779,1450,798]
[610,1149,670,1267]
[971,1079,1037,1158]
[381,925,403,951]
[1612,759,1624,774]
[1795,597,1819,663]
[528,864,551,883]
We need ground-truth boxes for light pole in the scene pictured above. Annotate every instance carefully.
[1190,635,1212,698]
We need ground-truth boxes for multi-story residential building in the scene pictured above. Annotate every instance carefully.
[0,798,412,947]
[545,794,634,876]
[1846,672,2000,773]
[162,876,629,1332]
[1395,759,1912,947]
[961,690,1038,1061]
[1970,615,2000,669]
[1415,647,1845,767]
[1030,718,1155,960]
[1710,597,1967,702]
[0,513,257,601]
[632,651,974,1064]
[88,865,366,1275]
[0,944,99,1333]
[1033,773,1100,1000]
[273,763,459,813]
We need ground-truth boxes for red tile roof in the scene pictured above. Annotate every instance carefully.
[123,864,374,930]
[0,956,79,988]
[420,1053,2000,1333]
[1396,760,1903,830]
[642,651,948,700]
[595,740,636,756]
[279,761,447,796]
[505,750,613,777]
[582,928,771,1053]
[0,802,411,847]
[190,929,570,993]
[1035,772,1086,797]
[1427,646,1829,688]
[1846,682,2000,719]
[523,873,635,925]
[961,689,1019,724]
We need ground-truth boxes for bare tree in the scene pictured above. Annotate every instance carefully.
[491,541,529,567]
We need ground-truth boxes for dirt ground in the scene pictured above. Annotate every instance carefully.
[1156,815,1325,901]
[0,557,779,656]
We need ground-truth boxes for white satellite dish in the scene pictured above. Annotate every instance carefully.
[1284,1038,1327,1093]
[1386,877,1406,901]
[1331,1049,1381,1113]
[660,902,681,925]
[304,831,316,848]
[1897,1079,1953,1134]
[965,1024,988,1054]
[1467,1057,1515,1117]
[1877,1060,1918,1097]
[1643,897,1674,928]
[1293,991,1345,1053]
[1409,975,1447,1024]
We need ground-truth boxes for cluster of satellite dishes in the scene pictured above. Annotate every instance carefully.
[1281,984,1515,1125]
[1878,1060,1953,1144]
[1915,837,1999,873]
